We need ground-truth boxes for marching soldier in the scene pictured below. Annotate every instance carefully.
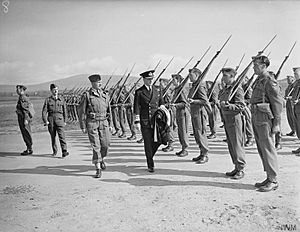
[291,67,300,155]
[285,75,296,136]
[187,68,212,164]
[242,76,254,147]
[206,81,218,139]
[171,74,189,157]
[250,55,283,192]
[133,70,164,172]
[160,77,175,152]
[123,84,136,140]
[42,84,69,157]
[219,68,246,179]
[78,74,111,178]
[16,85,34,155]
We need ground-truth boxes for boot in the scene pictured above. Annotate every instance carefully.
[127,135,137,140]
[162,143,174,152]
[137,138,144,143]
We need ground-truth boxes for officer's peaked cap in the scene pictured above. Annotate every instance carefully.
[140,70,155,79]
[88,74,101,82]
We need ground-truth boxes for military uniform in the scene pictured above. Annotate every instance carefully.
[219,78,246,176]
[207,83,218,138]
[242,83,254,146]
[188,79,212,162]
[250,72,283,183]
[123,91,136,139]
[110,95,120,135]
[16,92,33,153]
[42,94,68,155]
[78,87,111,165]
[134,70,164,171]
[285,80,296,135]
[292,79,300,140]
[117,89,127,137]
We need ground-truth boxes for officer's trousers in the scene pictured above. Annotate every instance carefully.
[176,108,189,150]
[252,109,278,181]
[18,115,33,149]
[141,126,160,169]
[48,122,67,154]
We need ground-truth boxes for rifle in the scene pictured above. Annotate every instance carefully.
[152,57,174,86]
[162,56,194,98]
[207,59,229,100]
[109,68,128,102]
[235,53,245,72]
[188,35,232,99]
[115,63,136,103]
[228,35,277,101]
[103,68,117,90]
[171,45,212,103]
[275,41,297,80]
[153,59,162,71]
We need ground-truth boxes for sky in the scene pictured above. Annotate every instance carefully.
[0,0,299,85]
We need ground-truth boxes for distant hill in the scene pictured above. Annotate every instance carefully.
[0,74,140,93]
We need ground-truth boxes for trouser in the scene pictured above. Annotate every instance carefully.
[223,112,246,170]
[252,109,278,182]
[243,105,254,141]
[118,106,127,134]
[190,106,209,155]
[141,126,160,169]
[176,108,189,150]
[48,122,67,154]
[86,120,110,164]
[294,103,300,139]
[286,100,295,132]
[208,104,218,134]
[111,106,120,132]
[125,107,136,136]
[18,115,33,149]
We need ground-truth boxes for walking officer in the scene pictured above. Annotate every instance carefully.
[250,55,283,192]
[16,85,34,155]
[42,84,69,157]
[187,68,212,164]
[219,68,246,180]
[78,74,111,178]
[133,70,164,172]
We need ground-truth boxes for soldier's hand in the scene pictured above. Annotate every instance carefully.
[24,120,28,125]
[135,123,141,131]
[82,128,87,134]
[271,124,280,135]
[44,121,49,126]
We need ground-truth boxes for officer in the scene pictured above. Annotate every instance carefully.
[78,74,111,178]
[242,76,254,147]
[219,68,246,179]
[285,75,296,136]
[123,84,136,140]
[16,85,33,155]
[187,68,212,164]
[206,80,218,139]
[133,70,164,172]
[160,77,175,152]
[42,84,69,157]
[250,55,283,192]
[291,67,300,155]
[170,74,189,157]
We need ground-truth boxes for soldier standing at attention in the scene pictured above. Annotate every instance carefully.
[250,55,283,192]
[42,84,69,157]
[123,84,136,140]
[188,68,212,164]
[285,75,296,137]
[16,85,34,155]
[206,80,218,139]
[78,74,111,178]
[110,88,121,136]
[219,68,246,179]
[134,70,164,172]
[117,87,127,138]
[171,74,189,157]
[291,67,300,155]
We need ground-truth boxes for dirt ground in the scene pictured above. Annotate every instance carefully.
[0,109,300,232]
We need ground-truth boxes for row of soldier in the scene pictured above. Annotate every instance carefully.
[15,37,300,192]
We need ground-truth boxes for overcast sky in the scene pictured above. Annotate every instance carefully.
[0,0,299,85]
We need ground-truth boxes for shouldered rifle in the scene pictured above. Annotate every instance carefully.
[188,35,232,99]
[122,77,142,104]
[153,59,162,71]
[235,53,245,72]
[208,59,229,100]
[115,63,136,103]
[153,57,174,86]
[109,68,128,102]
[103,68,117,91]
[228,35,277,101]
[162,56,194,98]
[171,45,212,103]
[275,41,297,80]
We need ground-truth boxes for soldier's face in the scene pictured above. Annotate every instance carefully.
[160,81,167,88]
[287,76,295,84]
[253,61,265,75]
[172,78,179,87]
[91,80,101,89]
[222,73,234,85]
[188,71,197,82]
[51,87,59,96]
[143,78,153,87]
[294,70,300,79]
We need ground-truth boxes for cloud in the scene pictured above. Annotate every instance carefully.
[53,56,118,76]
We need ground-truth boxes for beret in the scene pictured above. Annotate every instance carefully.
[16,85,27,91]
[140,70,155,79]
[293,67,300,72]
[171,74,183,82]
[50,83,58,90]
[88,74,101,82]
[189,67,202,75]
